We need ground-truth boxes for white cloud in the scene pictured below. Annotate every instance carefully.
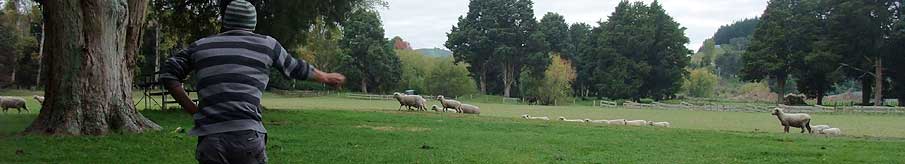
[379,0,767,51]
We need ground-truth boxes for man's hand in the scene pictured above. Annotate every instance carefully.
[313,69,346,88]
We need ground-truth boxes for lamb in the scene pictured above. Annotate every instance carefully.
[1,96,29,113]
[584,119,609,123]
[457,104,480,114]
[817,128,842,135]
[607,119,627,125]
[393,92,427,111]
[436,95,463,113]
[558,117,585,123]
[431,105,457,113]
[771,108,812,134]
[810,125,831,132]
[522,114,550,120]
[648,121,671,128]
[33,95,45,104]
[625,120,648,126]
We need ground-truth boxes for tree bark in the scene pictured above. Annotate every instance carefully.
[817,88,824,105]
[874,57,883,106]
[501,63,515,97]
[25,0,160,135]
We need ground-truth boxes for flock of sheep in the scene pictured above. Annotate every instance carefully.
[771,108,842,135]
[392,93,481,114]
[520,114,672,128]
[0,95,42,113]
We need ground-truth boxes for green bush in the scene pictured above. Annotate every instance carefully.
[683,68,719,98]
[425,57,478,97]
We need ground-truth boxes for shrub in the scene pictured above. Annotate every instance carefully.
[683,68,719,98]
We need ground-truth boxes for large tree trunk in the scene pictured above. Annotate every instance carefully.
[25,0,160,135]
[360,77,368,94]
[817,89,824,105]
[501,63,515,97]
[862,77,873,105]
[776,76,786,104]
[35,22,44,89]
[874,57,883,106]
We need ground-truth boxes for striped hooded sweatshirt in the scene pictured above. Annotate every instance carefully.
[159,30,314,136]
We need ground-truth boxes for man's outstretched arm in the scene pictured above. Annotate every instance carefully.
[272,41,346,87]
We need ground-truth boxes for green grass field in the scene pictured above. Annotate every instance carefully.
[2,90,905,163]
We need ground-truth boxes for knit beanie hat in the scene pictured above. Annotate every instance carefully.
[223,0,257,31]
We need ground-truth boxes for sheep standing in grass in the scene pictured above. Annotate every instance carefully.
[625,120,648,126]
[1,97,29,113]
[817,128,842,135]
[771,108,812,133]
[522,114,550,120]
[393,93,427,111]
[33,95,45,104]
[810,125,831,132]
[558,117,584,122]
[457,104,480,114]
[437,95,463,113]
[648,121,671,128]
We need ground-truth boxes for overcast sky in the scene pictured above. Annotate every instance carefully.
[378,0,767,52]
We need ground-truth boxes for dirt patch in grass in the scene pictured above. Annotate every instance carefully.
[355,125,431,132]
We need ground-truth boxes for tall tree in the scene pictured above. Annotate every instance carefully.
[582,1,689,100]
[742,0,811,104]
[25,0,161,135]
[568,23,591,97]
[340,10,401,94]
[823,0,899,106]
[446,0,537,97]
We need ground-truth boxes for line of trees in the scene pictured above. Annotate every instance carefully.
[446,0,690,101]
[742,0,905,106]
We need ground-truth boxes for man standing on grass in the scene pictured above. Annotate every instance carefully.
[159,0,346,163]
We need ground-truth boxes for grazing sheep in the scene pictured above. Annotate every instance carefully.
[393,93,427,111]
[607,119,627,125]
[558,117,584,122]
[771,108,812,134]
[625,120,648,126]
[648,121,671,128]
[817,128,842,135]
[436,95,463,113]
[810,125,831,132]
[32,95,45,104]
[584,119,609,123]
[522,114,550,120]
[457,104,480,114]
[0,96,29,113]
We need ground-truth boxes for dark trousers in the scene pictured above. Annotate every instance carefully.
[196,130,267,164]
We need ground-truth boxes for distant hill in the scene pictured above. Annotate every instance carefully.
[416,48,452,57]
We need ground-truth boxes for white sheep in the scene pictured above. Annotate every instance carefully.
[607,119,627,125]
[457,104,480,114]
[436,95,463,113]
[393,92,427,111]
[584,119,609,123]
[1,96,29,113]
[648,121,671,128]
[33,95,45,104]
[810,125,831,132]
[431,105,457,113]
[771,108,812,133]
[625,120,648,126]
[817,128,842,135]
[558,117,585,122]
[522,114,550,120]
